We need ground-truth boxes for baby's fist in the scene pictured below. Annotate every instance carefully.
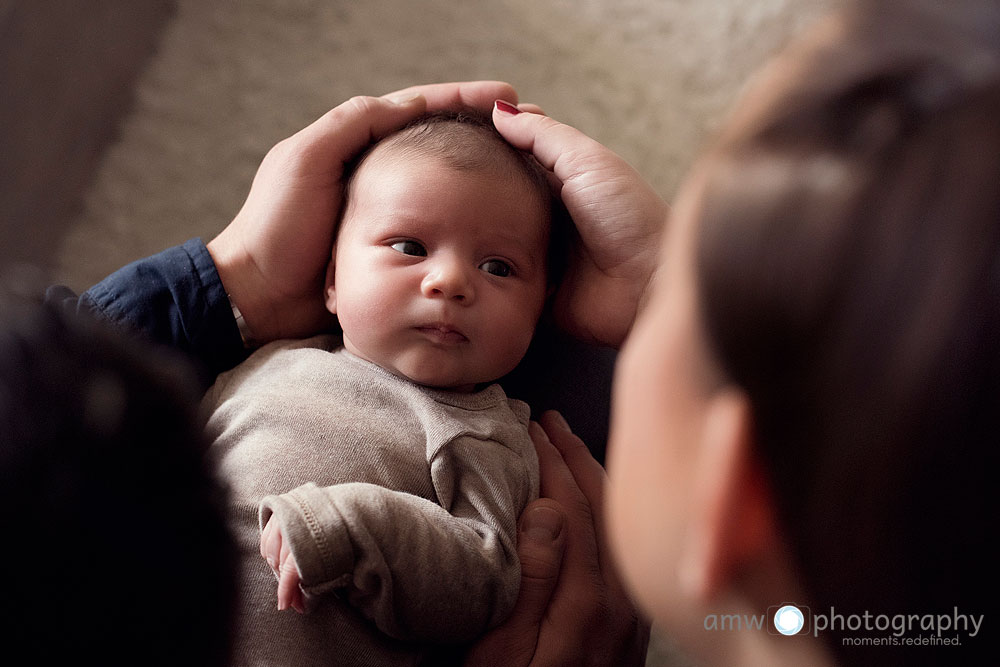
[260,516,305,613]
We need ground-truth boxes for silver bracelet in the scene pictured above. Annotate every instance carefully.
[227,295,257,349]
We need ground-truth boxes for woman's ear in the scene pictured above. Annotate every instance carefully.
[324,256,337,315]
[678,388,781,602]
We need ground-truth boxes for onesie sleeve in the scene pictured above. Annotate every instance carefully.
[258,433,537,644]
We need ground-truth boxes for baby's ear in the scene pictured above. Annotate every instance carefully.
[324,257,337,315]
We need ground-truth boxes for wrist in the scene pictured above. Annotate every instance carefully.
[206,232,272,345]
[226,293,259,349]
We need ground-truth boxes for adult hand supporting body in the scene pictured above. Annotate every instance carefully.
[466,412,650,666]
[206,81,519,344]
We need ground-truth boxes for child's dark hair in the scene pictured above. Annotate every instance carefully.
[0,300,237,664]
[694,2,997,664]
[343,108,570,285]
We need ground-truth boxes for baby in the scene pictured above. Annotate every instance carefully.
[203,110,556,666]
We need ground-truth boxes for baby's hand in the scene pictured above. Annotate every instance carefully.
[260,516,305,613]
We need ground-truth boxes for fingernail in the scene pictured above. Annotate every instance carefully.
[266,556,276,570]
[385,91,423,105]
[528,421,547,440]
[521,506,564,543]
[550,410,571,432]
[495,99,522,115]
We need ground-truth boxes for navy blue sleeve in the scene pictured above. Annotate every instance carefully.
[46,238,249,384]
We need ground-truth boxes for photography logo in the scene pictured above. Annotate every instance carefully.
[768,604,810,636]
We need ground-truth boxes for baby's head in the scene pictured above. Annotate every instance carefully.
[325,110,558,391]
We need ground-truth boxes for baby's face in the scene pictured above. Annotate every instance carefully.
[326,152,550,391]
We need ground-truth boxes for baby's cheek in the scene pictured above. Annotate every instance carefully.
[336,291,389,349]
[490,317,537,376]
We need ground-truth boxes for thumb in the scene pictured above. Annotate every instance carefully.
[464,500,566,667]
[515,502,566,617]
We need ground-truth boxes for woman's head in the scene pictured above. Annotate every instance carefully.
[609,1,997,663]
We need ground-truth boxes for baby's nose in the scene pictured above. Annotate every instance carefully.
[421,258,474,302]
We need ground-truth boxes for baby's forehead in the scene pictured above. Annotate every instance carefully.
[350,131,553,224]
[352,149,551,238]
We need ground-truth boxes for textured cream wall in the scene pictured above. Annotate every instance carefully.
[56,0,836,290]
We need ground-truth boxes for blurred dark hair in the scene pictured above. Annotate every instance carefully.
[342,108,570,286]
[0,299,236,665]
[694,1,997,664]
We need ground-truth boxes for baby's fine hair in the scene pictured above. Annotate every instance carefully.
[348,108,550,201]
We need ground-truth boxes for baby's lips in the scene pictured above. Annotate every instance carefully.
[415,323,469,344]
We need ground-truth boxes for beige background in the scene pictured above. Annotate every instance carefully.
[48,0,834,293]
[7,1,841,664]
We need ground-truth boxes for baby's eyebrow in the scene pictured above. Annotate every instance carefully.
[487,229,542,260]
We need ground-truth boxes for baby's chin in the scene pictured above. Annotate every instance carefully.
[345,341,509,393]
[389,360,502,394]
[396,366,481,393]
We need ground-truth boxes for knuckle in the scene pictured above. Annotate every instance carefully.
[262,136,308,175]
[342,94,379,117]
[265,137,295,163]
[570,493,597,525]
[516,551,560,583]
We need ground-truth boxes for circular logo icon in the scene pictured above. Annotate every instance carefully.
[774,605,805,636]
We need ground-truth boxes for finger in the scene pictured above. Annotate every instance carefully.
[539,412,636,613]
[513,500,567,624]
[539,411,607,499]
[279,530,292,570]
[288,82,519,179]
[493,102,634,187]
[290,587,306,615]
[382,81,518,112]
[261,518,281,573]
[260,516,272,560]
[530,421,585,510]
[531,422,639,662]
[540,411,632,596]
[288,93,429,176]
[529,420,602,593]
[277,555,301,612]
[464,500,567,666]
[517,103,546,115]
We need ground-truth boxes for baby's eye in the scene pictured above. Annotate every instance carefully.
[390,240,427,257]
[480,259,512,277]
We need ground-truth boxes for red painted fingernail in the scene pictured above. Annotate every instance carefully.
[495,99,522,115]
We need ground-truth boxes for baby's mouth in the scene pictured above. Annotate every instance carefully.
[415,324,469,345]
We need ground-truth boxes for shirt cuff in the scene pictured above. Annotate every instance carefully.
[82,238,248,381]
